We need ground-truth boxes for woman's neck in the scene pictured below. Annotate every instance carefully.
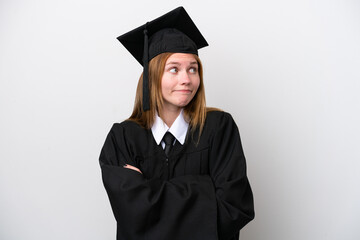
[160,106,182,128]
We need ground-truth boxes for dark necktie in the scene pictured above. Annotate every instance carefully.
[163,132,175,157]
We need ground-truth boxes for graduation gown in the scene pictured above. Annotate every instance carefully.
[99,111,255,240]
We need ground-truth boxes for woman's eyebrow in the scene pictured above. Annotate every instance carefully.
[166,61,180,66]
[166,61,198,65]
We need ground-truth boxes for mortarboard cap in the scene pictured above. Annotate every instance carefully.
[117,6,208,111]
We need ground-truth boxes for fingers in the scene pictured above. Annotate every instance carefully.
[123,164,142,174]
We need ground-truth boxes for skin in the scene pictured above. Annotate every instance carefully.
[124,53,200,174]
[160,53,200,127]
[123,164,142,174]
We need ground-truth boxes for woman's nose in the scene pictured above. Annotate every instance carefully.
[179,71,191,84]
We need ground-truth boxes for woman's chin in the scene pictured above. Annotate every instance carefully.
[177,100,192,108]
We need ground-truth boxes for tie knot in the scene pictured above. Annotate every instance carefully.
[163,132,175,145]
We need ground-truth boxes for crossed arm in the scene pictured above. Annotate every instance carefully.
[100,113,255,239]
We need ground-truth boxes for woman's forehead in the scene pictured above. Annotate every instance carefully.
[166,53,198,64]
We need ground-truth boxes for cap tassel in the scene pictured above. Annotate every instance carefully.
[142,23,150,111]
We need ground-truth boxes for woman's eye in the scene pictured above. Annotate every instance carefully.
[189,67,197,73]
[169,68,177,73]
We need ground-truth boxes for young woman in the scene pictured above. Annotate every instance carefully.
[99,7,255,240]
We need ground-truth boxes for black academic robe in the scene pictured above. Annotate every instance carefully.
[99,111,255,240]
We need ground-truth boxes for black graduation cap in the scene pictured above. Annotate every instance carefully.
[117,6,208,111]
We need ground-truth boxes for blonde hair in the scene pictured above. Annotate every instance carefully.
[128,52,218,135]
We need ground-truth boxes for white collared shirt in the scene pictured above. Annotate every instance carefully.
[151,109,189,149]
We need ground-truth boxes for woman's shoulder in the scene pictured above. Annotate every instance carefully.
[196,109,239,145]
[109,119,147,136]
[202,109,238,136]
[112,119,142,128]
[205,109,234,125]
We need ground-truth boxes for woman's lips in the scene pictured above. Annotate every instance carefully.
[174,89,192,93]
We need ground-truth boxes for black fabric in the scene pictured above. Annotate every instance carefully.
[117,6,208,66]
[148,28,199,60]
[163,132,175,157]
[99,111,255,240]
[142,26,150,111]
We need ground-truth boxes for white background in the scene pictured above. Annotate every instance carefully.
[1,0,359,239]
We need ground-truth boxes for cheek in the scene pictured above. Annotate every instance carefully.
[161,75,171,94]
[193,77,201,93]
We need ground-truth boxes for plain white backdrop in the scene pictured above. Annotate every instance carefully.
[1,0,359,239]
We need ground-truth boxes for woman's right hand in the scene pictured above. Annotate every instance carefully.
[123,164,142,174]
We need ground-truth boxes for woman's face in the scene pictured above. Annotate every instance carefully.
[161,53,200,112]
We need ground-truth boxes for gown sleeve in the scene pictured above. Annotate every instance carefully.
[99,112,254,240]
[208,112,255,239]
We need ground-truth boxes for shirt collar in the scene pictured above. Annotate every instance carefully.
[151,109,189,145]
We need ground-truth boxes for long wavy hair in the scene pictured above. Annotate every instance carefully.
[128,52,217,135]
